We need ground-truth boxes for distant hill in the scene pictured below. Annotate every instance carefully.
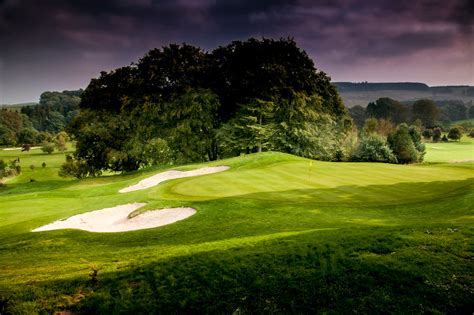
[335,82,474,107]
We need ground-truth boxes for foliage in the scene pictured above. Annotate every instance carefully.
[447,127,462,141]
[412,99,439,127]
[351,134,397,163]
[59,155,101,179]
[54,131,68,152]
[387,124,422,164]
[348,105,366,129]
[422,129,433,140]
[432,127,442,142]
[218,92,348,161]
[366,97,408,124]
[71,38,349,174]
[40,143,55,155]
[17,128,39,145]
[408,126,426,161]
[362,118,394,137]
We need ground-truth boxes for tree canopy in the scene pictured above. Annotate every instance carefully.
[65,38,349,176]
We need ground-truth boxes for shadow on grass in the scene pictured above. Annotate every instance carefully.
[2,228,472,314]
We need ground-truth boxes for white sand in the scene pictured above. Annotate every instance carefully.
[32,203,196,233]
[120,166,230,193]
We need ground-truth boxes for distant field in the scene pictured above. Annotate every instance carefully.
[0,143,472,313]
[424,136,474,163]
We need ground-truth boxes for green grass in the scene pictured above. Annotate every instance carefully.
[0,145,473,313]
[424,136,474,163]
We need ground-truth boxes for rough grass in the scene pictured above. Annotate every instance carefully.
[0,146,473,314]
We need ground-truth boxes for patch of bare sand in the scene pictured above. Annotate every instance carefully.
[32,203,196,233]
[119,166,230,193]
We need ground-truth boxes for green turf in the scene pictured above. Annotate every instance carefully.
[0,146,473,313]
[424,136,474,163]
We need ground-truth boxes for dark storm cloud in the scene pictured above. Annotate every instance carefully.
[0,0,472,103]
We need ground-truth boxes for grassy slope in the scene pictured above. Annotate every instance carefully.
[0,146,473,313]
[424,136,474,162]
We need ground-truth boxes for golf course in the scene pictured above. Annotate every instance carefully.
[0,139,472,313]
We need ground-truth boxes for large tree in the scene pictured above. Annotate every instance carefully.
[69,38,348,175]
[412,99,439,127]
[366,98,409,124]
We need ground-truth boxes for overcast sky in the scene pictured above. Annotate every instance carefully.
[1,0,473,104]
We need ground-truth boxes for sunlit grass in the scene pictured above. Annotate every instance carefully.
[0,145,472,313]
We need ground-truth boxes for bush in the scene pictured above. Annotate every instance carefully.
[409,126,426,162]
[387,124,420,164]
[41,142,55,154]
[432,127,442,142]
[29,165,35,170]
[447,127,462,141]
[351,135,397,163]
[59,155,101,179]
[42,162,46,168]
[441,134,449,142]
[469,128,474,138]
[422,129,433,140]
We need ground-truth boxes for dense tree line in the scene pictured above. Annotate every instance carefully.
[65,38,350,177]
[349,97,474,130]
[0,90,81,146]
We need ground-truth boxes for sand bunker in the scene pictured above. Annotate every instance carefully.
[120,166,230,193]
[32,203,196,233]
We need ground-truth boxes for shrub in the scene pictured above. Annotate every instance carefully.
[351,135,397,163]
[432,127,442,142]
[387,124,420,164]
[447,127,462,141]
[409,126,426,162]
[441,134,449,142]
[469,128,474,138]
[41,142,55,154]
[29,165,35,170]
[422,129,433,140]
[59,155,101,179]
[42,162,46,168]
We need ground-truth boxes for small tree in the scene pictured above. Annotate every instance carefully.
[409,126,426,162]
[0,159,6,179]
[42,162,46,168]
[442,134,449,142]
[447,127,462,141]
[432,127,442,142]
[387,123,420,164]
[55,131,68,152]
[21,144,31,152]
[422,129,433,140]
[41,142,55,154]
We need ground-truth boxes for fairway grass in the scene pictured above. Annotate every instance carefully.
[424,136,474,163]
[0,147,473,313]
